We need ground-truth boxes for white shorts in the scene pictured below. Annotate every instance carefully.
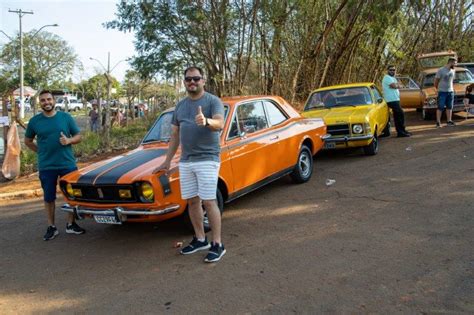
[179,161,220,200]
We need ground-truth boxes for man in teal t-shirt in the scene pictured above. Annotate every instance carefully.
[382,65,410,137]
[25,90,85,241]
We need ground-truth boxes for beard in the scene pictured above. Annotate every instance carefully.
[186,85,202,94]
[41,104,54,112]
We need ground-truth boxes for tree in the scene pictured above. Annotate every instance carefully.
[0,30,78,95]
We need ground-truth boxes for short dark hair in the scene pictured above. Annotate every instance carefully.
[184,66,204,77]
[448,57,457,63]
[387,65,396,70]
[39,90,53,96]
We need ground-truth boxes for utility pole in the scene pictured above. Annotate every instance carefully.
[9,9,33,119]
[104,51,112,148]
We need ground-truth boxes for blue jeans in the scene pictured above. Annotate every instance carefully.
[39,167,77,202]
[438,91,454,110]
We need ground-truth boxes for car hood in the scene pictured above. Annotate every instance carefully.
[423,84,470,98]
[62,147,170,185]
[302,105,374,124]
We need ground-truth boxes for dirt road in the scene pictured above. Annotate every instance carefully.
[1,111,473,313]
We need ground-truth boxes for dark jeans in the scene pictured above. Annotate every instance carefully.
[387,101,406,134]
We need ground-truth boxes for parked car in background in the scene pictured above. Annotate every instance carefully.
[457,62,474,75]
[55,96,82,111]
[59,95,327,231]
[398,51,474,119]
[301,83,390,156]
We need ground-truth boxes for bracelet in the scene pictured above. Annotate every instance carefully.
[205,118,209,126]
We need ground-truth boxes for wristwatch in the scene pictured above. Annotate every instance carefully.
[205,118,209,126]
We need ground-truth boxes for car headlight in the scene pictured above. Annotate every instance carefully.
[352,124,364,134]
[140,182,154,202]
[65,183,82,198]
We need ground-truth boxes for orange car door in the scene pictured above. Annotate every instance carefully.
[397,77,424,108]
[262,100,294,173]
[226,101,274,192]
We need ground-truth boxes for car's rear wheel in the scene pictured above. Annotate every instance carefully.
[183,188,224,233]
[290,145,313,184]
[363,132,379,155]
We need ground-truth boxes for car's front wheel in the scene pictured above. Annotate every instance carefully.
[290,145,313,184]
[363,132,379,155]
[183,188,224,233]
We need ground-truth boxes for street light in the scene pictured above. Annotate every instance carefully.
[4,9,58,119]
[89,52,125,145]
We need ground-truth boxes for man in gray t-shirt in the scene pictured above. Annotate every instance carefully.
[434,57,457,127]
[154,66,226,263]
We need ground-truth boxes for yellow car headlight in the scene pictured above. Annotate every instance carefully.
[140,182,154,201]
[66,183,74,197]
[352,124,363,134]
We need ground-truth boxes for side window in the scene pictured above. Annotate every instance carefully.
[264,101,287,126]
[228,115,240,139]
[236,101,268,135]
[371,86,382,102]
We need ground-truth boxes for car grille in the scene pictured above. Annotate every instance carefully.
[327,124,350,136]
[72,184,139,203]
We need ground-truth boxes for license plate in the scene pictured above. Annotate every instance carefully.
[94,215,121,225]
[324,142,336,149]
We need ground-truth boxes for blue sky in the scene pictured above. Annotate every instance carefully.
[0,0,136,82]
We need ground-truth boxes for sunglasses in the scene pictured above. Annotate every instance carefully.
[388,69,396,71]
[184,76,202,82]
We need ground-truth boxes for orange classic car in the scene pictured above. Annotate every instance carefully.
[398,51,474,119]
[60,96,327,230]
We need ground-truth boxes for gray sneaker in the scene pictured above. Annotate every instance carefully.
[447,121,456,127]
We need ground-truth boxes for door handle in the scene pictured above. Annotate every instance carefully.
[270,135,279,140]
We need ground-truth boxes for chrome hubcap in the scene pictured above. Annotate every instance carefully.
[299,152,311,177]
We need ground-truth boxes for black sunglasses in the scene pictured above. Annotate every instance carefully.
[388,69,396,71]
[184,76,202,82]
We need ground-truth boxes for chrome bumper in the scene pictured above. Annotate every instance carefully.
[324,134,373,143]
[61,203,180,221]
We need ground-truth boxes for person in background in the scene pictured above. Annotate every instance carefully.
[382,65,411,137]
[434,57,457,128]
[89,103,99,132]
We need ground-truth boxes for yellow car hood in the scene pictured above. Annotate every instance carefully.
[302,105,373,124]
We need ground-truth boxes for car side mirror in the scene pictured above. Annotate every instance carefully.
[377,98,384,104]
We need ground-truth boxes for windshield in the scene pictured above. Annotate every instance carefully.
[304,87,373,110]
[422,70,474,88]
[142,112,173,143]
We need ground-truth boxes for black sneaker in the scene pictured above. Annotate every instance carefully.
[204,242,226,263]
[435,122,441,128]
[180,236,210,255]
[43,225,59,241]
[66,222,85,235]
[447,121,456,127]
[397,132,410,138]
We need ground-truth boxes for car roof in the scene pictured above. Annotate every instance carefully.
[421,67,468,74]
[310,83,374,93]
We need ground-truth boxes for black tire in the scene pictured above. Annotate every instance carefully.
[363,132,379,156]
[290,145,313,184]
[381,120,391,137]
[183,188,224,233]
[422,109,433,120]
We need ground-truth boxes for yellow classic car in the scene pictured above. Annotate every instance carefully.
[302,83,390,155]
[398,51,474,120]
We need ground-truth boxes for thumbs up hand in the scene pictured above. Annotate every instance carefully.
[59,131,70,146]
[195,106,206,126]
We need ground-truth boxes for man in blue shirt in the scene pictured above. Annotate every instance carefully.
[25,90,85,241]
[382,65,410,137]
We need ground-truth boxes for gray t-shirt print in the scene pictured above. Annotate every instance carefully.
[172,92,225,162]
[435,67,455,92]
